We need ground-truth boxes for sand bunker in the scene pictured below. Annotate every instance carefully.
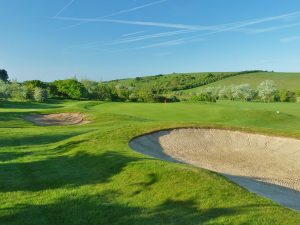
[130,128,300,210]
[24,113,89,126]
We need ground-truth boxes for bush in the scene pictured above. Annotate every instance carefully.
[257,80,277,102]
[23,80,47,99]
[80,79,100,99]
[34,87,48,102]
[0,80,10,99]
[52,79,88,99]
[231,84,254,101]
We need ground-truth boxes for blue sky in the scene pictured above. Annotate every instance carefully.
[1,0,300,81]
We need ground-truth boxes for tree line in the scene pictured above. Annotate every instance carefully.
[1,69,299,103]
[188,80,300,103]
[0,69,179,103]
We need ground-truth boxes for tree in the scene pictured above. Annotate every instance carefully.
[34,87,48,102]
[23,80,47,99]
[98,82,112,101]
[218,86,227,100]
[0,69,9,82]
[231,84,254,101]
[191,87,217,102]
[0,80,10,99]
[278,89,296,102]
[80,79,99,99]
[257,80,277,102]
[8,81,27,101]
[52,79,88,99]
[135,87,155,102]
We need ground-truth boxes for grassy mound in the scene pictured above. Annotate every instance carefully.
[0,100,299,224]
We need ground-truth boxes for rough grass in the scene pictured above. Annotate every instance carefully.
[0,100,299,225]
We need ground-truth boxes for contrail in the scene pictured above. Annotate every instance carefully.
[55,10,300,32]
[60,0,168,30]
[54,0,75,18]
[56,16,222,31]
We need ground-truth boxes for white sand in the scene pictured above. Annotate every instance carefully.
[129,128,300,210]
[24,113,89,126]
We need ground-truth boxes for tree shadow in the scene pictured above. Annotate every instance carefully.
[0,131,90,147]
[0,151,138,193]
[0,193,281,225]
[0,101,62,109]
[131,173,159,195]
[0,152,32,162]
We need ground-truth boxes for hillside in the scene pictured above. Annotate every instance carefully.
[107,71,259,92]
[182,72,300,94]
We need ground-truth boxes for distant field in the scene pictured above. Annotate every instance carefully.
[183,72,300,93]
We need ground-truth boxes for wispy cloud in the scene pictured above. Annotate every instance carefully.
[54,0,75,18]
[122,31,147,37]
[238,22,300,34]
[57,10,300,54]
[280,35,300,43]
[55,16,224,30]
[54,11,300,34]
[59,0,168,30]
[95,30,195,46]
[87,36,205,54]
[155,52,172,56]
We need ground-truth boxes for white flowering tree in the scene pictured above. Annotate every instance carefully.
[34,87,48,102]
[0,80,10,99]
[257,80,277,102]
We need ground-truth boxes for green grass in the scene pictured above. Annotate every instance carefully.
[0,100,300,225]
[183,72,300,93]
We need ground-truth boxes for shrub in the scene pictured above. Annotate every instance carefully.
[257,80,277,102]
[0,80,10,99]
[8,81,27,101]
[23,80,47,99]
[52,79,88,99]
[231,84,254,101]
[34,87,48,102]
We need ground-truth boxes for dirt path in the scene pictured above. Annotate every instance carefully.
[129,128,300,211]
[24,113,89,126]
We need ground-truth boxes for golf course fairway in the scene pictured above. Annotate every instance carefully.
[0,100,299,225]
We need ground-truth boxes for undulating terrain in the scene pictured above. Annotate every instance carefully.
[0,99,300,225]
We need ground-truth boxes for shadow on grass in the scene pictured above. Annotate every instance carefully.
[0,151,138,192]
[0,100,62,109]
[0,112,30,125]
[0,193,278,225]
[0,152,32,162]
[0,131,90,147]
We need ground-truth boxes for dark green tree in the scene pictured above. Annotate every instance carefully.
[0,69,9,82]
[52,79,88,99]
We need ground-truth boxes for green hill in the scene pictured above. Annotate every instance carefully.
[107,71,260,92]
[183,72,300,94]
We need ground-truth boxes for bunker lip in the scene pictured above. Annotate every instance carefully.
[24,113,89,126]
[129,128,300,211]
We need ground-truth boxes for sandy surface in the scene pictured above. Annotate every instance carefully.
[129,128,300,210]
[24,113,89,126]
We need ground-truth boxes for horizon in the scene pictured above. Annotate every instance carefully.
[1,0,300,81]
